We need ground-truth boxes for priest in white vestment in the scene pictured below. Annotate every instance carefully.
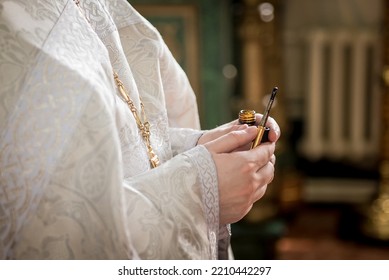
[0,0,280,259]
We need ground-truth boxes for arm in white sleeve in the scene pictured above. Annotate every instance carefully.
[159,34,201,129]
[124,145,220,259]
[169,127,204,156]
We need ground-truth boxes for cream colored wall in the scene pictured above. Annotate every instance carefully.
[282,0,383,119]
[281,0,384,203]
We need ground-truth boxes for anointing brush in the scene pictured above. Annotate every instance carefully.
[251,87,278,149]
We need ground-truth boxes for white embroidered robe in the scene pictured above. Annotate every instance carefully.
[0,0,229,259]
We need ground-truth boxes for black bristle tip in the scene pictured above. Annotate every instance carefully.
[271,87,278,99]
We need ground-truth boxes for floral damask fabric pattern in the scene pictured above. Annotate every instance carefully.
[0,0,226,259]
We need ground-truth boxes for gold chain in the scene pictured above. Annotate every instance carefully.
[73,0,160,168]
[113,73,160,168]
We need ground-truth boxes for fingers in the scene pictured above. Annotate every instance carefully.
[197,123,248,146]
[245,142,276,168]
[266,117,281,142]
[207,124,277,225]
[255,114,281,142]
[249,148,275,199]
[241,149,275,202]
[261,159,275,185]
[270,154,276,166]
[250,159,274,204]
[255,158,275,187]
[253,184,268,203]
[205,126,258,154]
[227,159,273,223]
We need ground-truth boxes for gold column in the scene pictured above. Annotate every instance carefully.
[239,0,266,110]
[361,80,389,240]
[237,0,284,124]
[361,0,389,241]
[237,0,297,223]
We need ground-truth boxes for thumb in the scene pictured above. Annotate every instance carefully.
[205,126,258,154]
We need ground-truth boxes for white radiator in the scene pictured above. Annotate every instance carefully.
[300,30,382,162]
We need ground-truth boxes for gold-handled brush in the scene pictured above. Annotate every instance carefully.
[251,87,278,149]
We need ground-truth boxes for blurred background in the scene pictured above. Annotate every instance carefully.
[130,0,389,259]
